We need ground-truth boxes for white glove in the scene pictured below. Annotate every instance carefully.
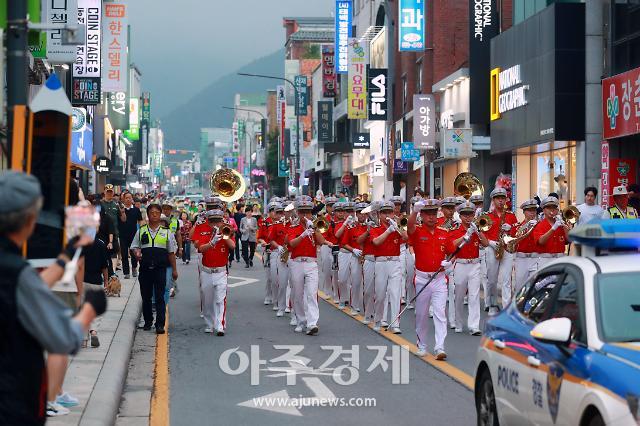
[346,215,356,225]
[210,234,222,245]
[552,218,563,231]
[475,207,483,217]
[488,241,498,250]
[352,249,363,257]
[528,219,538,227]
[440,260,453,269]
[301,228,314,238]
[413,201,426,212]
[469,222,479,234]
[501,223,512,232]
[387,218,398,228]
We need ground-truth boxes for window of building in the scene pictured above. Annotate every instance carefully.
[513,0,582,25]
[528,142,577,208]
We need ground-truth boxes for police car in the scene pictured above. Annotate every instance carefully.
[475,220,640,426]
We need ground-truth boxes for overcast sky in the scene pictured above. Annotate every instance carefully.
[128,0,334,118]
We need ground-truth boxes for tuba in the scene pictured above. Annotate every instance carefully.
[562,206,580,226]
[454,172,484,200]
[210,168,246,202]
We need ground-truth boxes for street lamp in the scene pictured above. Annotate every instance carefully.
[237,72,302,194]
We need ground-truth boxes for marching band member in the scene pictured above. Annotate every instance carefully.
[370,201,408,334]
[407,199,451,359]
[192,209,236,335]
[513,199,539,292]
[334,202,353,309]
[357,203,379,325]
[447,201,488,335]
[260,202,277,306]
[532,196,569,272]
[284,196,329,335]
[283,201,297,325]
[268,203,290,317]
[343,202,368,316]
[318,196,338,298]
[603,185,639,219]
[469,194,487,305]
[484,188,518,314]
[404,197,421,310]
[438,197,458,327]
[390,196,408,306]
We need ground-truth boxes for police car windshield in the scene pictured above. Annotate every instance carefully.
[595,273,640,343]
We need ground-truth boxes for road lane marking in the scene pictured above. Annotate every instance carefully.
[318,290,475,391]
[228,276,259,288]
[150,309,170,426]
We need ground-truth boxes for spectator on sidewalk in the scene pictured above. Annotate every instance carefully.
[96,205,116,277]
[239,207,258,268]
[233,203,245,263]
[82,234,110,348]
[179,211,192,264]
[0,171,106,423]
[101,185,125,274]
[118,192,143,279]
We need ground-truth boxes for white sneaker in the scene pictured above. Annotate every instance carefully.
[360,318,370,325]
[47,401,70,417]
[349,309,358,316]
[284,307,291,313]
[391,327,402,334]
[294,325,303,333]
[289,317,297,326]
[416,348,428,357]
[455,328,463,333]
[199,313,204,318]
[464,296,468,305]
[429,308,434,318]
[306,325,319,335]
[488,307,499,316]
[272,305,279,311]
[263,298,271,305]
[204,327,213,333]
[56,392,79,407]
[407,304,415,310]
[276,311,284,317]
[435,349,448,361]
[380,320,389,327]
[450,323,457,330]
[470,329,482,336]
[373,322,381,331]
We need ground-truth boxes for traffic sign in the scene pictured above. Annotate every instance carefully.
[341,173,353,187]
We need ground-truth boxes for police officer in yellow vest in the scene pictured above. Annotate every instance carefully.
[132,203,178,334]
[602,185,639,219]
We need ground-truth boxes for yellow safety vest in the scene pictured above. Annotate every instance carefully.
[607,205,638,219]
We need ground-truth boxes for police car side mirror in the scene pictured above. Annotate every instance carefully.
[530,318,572,345]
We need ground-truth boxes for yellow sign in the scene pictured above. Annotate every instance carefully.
[490,67,501,121]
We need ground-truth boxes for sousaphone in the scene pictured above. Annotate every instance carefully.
[454,172,484,199]
[210,168,246,202]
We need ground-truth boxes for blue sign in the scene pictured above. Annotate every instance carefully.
[294,75,308,116]
[399,0,425,52]
[401,142,421,162]
[335,0,352,74]
[71,123,94,169]
[393,160,409,174]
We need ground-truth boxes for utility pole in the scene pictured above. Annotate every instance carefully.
[6,1,29,161]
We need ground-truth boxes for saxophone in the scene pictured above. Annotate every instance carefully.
[495,212,507,260]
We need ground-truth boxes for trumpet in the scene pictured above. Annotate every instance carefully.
[312,217,330,234]
[398,214,408,231]
[562,206,580,226]
[474,214,493,233]
[214,224,233,240]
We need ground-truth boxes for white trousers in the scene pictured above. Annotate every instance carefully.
[195,252,204,313]
[415,270,447,352]
[269,254,278,305]
[453,262,481,330]
[337,251,352,303]
[264,251,274,301]
[289,260,319,328]
[319,245,334,296]
[274,257,289,313]
[363,259,376,321]
[200,270,227,330]
[514,255,537,294]
[448,276,456,325]
[374,260,401,326]
[404,250,416,303]
[485,249,514,309]
[400,245,408,299]
[479,248,488,305]
[349,255,363,311]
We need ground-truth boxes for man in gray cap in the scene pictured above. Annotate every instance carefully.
[0,171,106,422]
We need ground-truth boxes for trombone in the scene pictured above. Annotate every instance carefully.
[398,214,408,231]
[562,206,580,226]
[474,214,493,232]
[214,224,233,240]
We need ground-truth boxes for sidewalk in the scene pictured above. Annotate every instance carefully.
[48,276,142,426]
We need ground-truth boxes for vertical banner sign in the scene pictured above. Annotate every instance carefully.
[141,92,151,122]
[74,0,101,78]
[399,0,425,51]
[294,76,308,116]
[600,141,609,209]
[317,101,333,145]
[348,38,368,120]
[126,98,140,141]
[368,68,388,121]
[469,0,499,124]
[276,85,287,163]
[322,45,336,97]
[335,1,352,74]
[602,66,640,140]
[46,0,78,63]
[413,95,436,149]
[102,2,128,92]
[107,92,129,130]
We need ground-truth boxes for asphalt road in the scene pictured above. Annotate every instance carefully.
[167,257,477,425]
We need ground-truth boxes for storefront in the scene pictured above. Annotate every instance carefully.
[490,3,585,214]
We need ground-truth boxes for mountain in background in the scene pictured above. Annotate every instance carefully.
[160,49,284,150]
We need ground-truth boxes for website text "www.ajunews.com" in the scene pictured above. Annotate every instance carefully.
[252,396,377,408]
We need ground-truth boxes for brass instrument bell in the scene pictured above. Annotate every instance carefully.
[454,172,484,200]
[210,168,246,202]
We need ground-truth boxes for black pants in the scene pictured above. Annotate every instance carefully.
[139,266,166,328]
[182,241,191,262]
[234,232,241,261]
[119,236,138,275]
[242,240,256,265]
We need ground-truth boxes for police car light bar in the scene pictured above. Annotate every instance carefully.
[569,219,640,249]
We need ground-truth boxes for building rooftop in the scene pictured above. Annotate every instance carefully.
[289,30,335,42]
[283,17,334,25]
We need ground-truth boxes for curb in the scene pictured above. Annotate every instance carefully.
[79,281,142,426]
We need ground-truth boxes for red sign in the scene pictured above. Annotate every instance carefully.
[601,141,609,209]
[341,173,353,187]
[602,66,640,139]
[609,158,637,197]
[322,45,336,98]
